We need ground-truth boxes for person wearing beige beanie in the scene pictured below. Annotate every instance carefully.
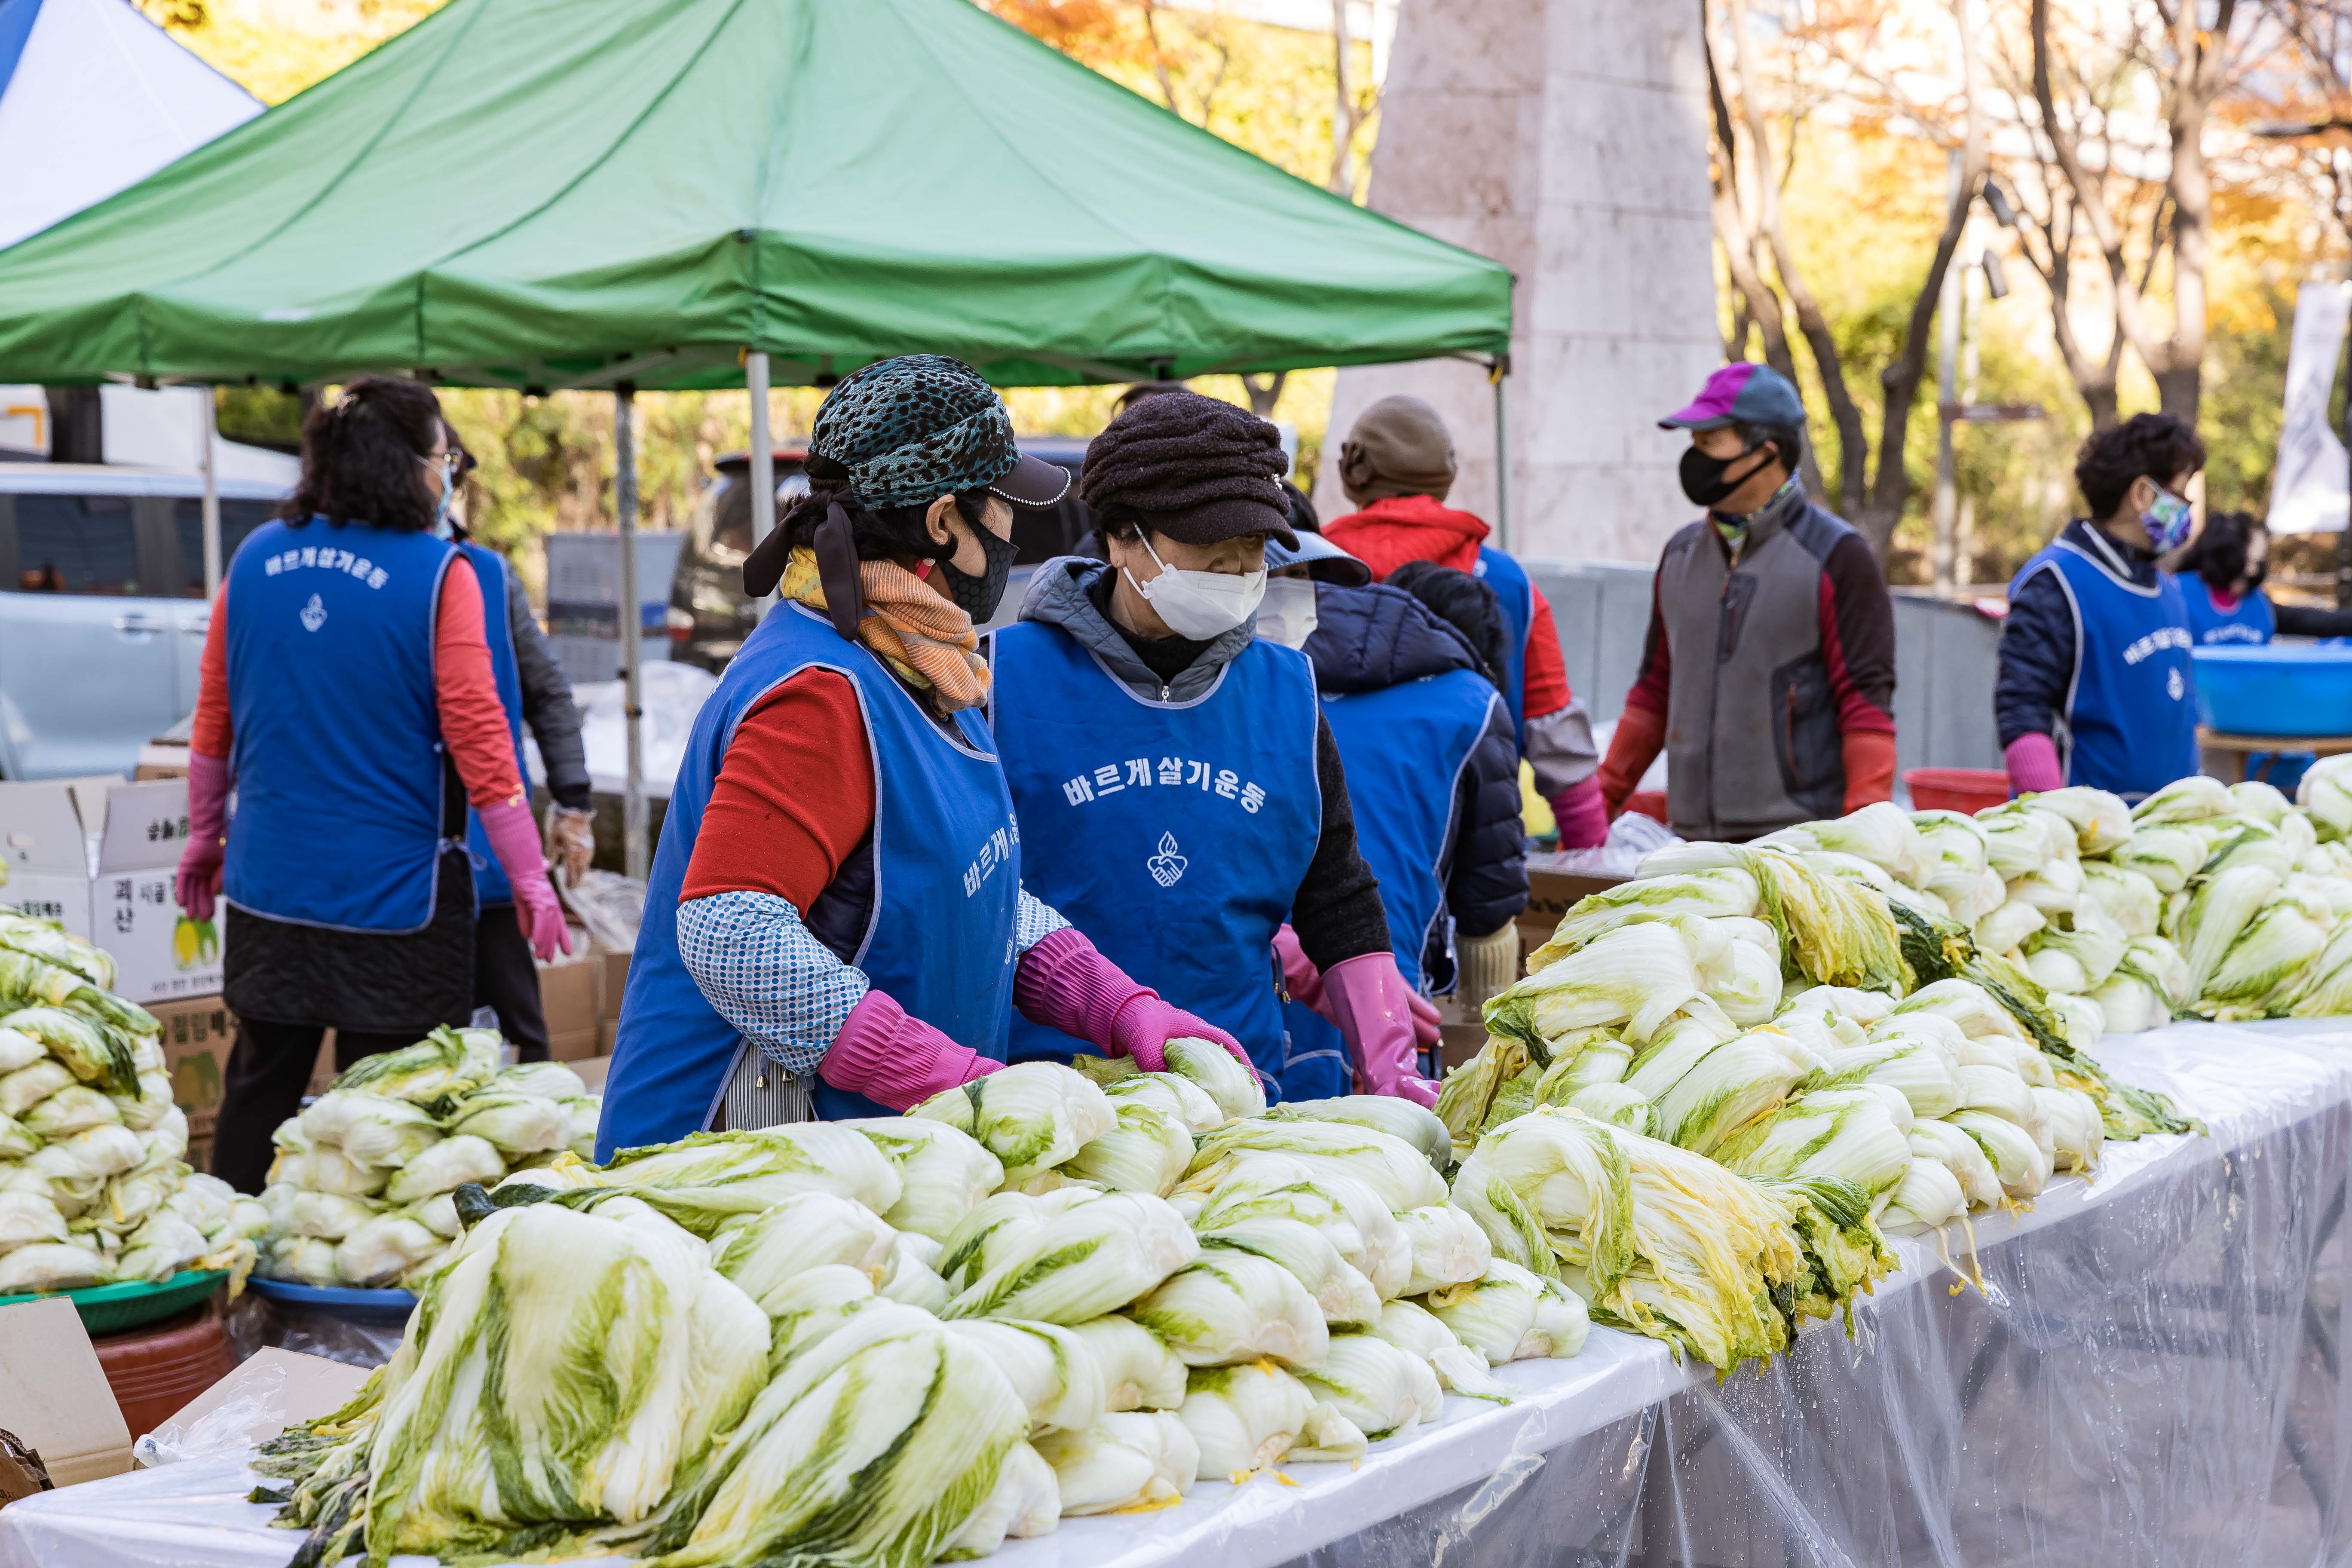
[1323,396,1608,852]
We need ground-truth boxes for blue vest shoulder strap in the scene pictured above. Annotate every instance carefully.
[1475,545,1533,744]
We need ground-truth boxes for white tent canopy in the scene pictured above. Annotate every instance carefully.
[0,0,258,251]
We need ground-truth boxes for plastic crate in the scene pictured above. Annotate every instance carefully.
[2190,645,2352,739]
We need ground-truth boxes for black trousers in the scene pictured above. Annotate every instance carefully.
[211,1021,423,1195]
[473,906,549,1063]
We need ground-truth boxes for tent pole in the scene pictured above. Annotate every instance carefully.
[1491,359,1511,554]
[615,384,648,882]
[747,350,774,620]
[198,389,222,600]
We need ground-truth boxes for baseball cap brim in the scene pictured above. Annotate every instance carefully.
[1264,529,1371,586]
[987,452,1073,509]
[1657,406,1739,431]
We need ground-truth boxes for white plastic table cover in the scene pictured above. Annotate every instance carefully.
[6,1018,2350,1568]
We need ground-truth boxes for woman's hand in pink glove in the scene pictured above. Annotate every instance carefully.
[1549,775,1611,849]
[2003,732,2064,796]
[1105,997,1249,1076]
[819,989,1001,1112]
[175,751,230,921]
[478,799,572,962]
[1272,924,1329,1019]
[1015,927,1253,1075]
[1322,951,1440,1107]
[1281,925,1438,1050]
[1405,987,1442,1050]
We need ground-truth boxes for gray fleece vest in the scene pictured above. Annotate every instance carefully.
[1656,497,1855,841]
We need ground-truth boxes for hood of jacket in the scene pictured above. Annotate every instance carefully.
[1303,582,1486,696]
[1323,493,1491,578]
[1014,554,1258,701]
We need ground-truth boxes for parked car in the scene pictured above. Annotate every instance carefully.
[0,463,288,779]
[665,436,1095,670]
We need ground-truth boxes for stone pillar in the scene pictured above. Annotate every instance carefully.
[1316,0,1720,564]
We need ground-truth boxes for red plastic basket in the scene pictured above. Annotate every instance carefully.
[1905,767,2011,815]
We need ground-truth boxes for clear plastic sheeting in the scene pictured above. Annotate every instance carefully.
[5,1019,2349,1568]
[220,1285,410,1370]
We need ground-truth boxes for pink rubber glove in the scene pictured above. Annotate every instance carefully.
[1273,924,1327,1017]
[1322,950,1439,1107]
[1548,775,1610,849]
[1277,924,1440,1050]
[478,799,572,961]
[819,989,1002,1112]
[1405,987,1442,1050]
[1015,926,1252,1075]
[2003,733,2063,796]
[175,751,230,922]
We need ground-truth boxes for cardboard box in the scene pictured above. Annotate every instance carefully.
[151,994,239,1152]
[0,1298,130,1488]
[133,741,192,781]
[570,1053,613,1092]
[0,775,114,932]
[0,776,225,1003]
[134,1349,369,1467]
[1437,1023,1488,1075]
[539,949,601,1062]
[599,948,631,1021]
[1513,858,1633,976]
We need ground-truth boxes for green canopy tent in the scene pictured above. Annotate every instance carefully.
[0,0,1512,868]
[0,0,1508,389]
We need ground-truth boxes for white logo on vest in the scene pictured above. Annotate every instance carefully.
[1147,832,1188,888]
[2167,667,2185,701]
[299,594,327,632]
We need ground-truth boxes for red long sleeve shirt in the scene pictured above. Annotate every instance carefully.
[680,671,876,911]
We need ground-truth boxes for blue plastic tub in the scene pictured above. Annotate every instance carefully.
[247,1277,418,1323]
[2190,645,2352,738]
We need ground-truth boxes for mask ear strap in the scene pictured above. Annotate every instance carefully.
[815,502,864,642]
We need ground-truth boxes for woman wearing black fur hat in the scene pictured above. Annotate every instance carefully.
[987,390,1437,1105]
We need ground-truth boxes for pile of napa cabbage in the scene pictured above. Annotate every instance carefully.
[0,914,261,1293]
[252,1044,1578,1568]
[1438,794,2214,1364]
[251,1026,602,1289]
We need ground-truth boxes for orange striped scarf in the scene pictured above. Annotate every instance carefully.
[778,547,989,714]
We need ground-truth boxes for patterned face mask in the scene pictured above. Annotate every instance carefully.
[2141,482,2196,554]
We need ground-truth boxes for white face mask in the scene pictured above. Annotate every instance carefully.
[1124,536,1267,640]
[1256,576,1318,648]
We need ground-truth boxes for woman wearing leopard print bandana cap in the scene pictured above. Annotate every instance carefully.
[599,356,1251,1151]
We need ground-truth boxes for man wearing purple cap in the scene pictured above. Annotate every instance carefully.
[1595,363,1897,842]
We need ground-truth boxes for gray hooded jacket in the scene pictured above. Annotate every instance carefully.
[999,557,1391,970]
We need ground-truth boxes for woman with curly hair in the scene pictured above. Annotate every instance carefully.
[987,389,1436,1106]
[174,377,568,1191]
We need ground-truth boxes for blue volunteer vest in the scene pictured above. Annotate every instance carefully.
[2177,576,2276,646]
[1321,669,1503,990]
[2012,540,2198,803]
[599,603,1023,1155]
[1282,665,1504,1095]
[224,520,458,932]
[989,624,1321,1096]
[459,542,530,906]
[1473,545,1534,747]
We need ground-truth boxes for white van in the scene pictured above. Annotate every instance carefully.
[0,463,290,779]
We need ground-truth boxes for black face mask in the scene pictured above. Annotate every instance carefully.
[1678,442,1776,508]
[937,521,1019,621]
